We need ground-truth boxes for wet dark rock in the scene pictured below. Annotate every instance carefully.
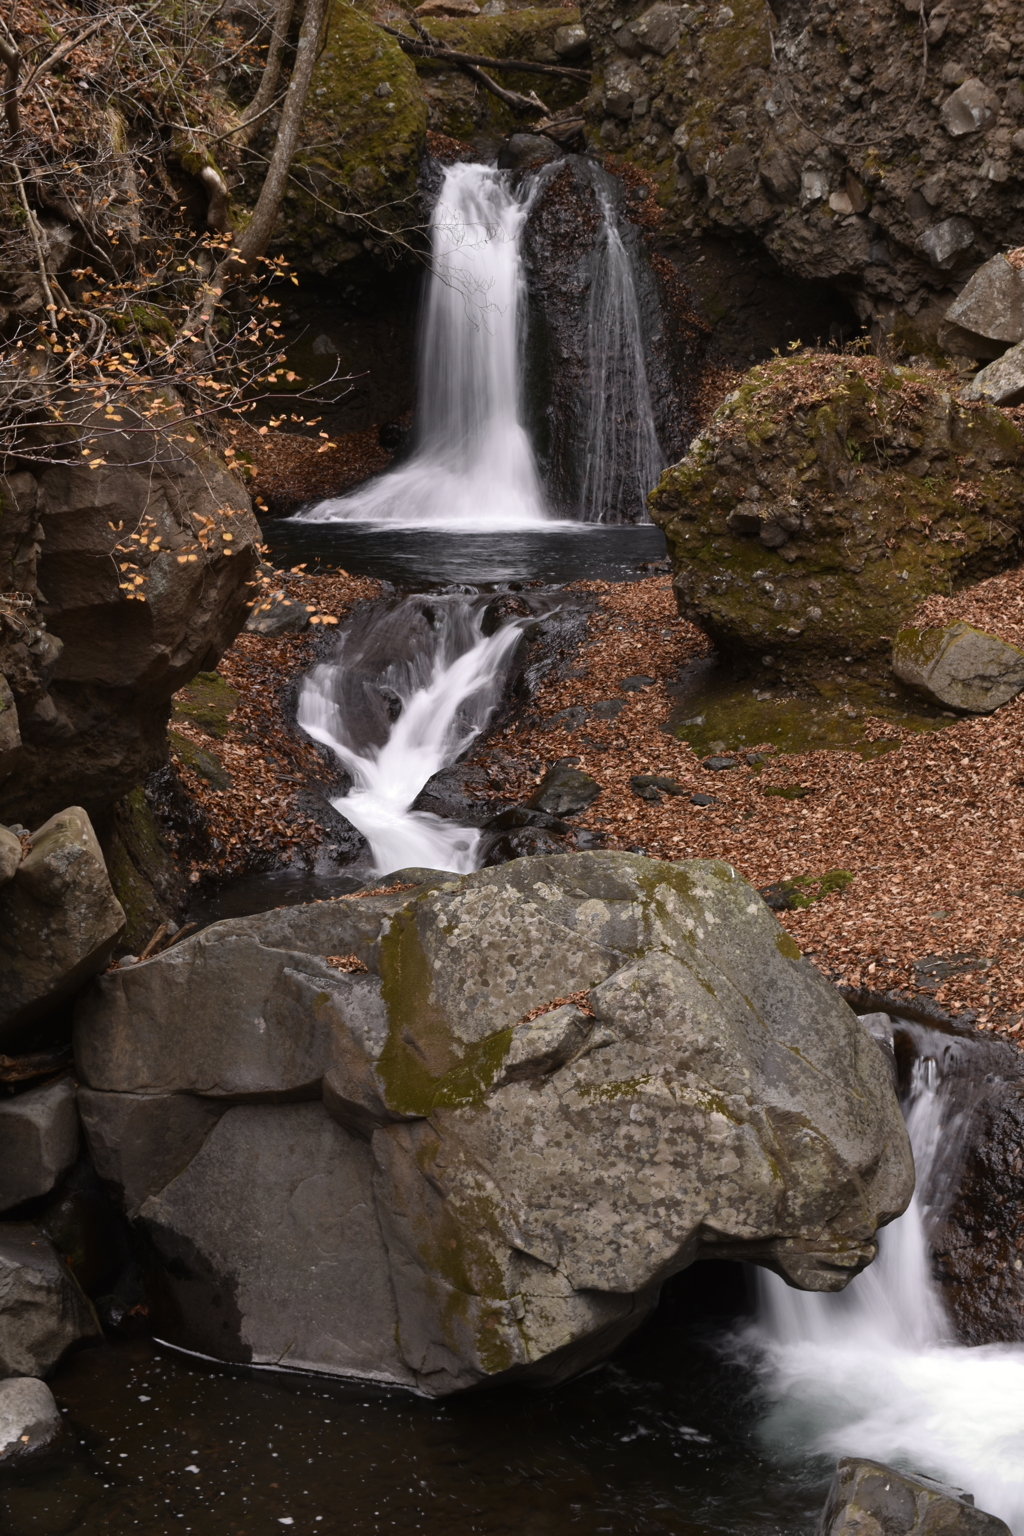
[484,805,572,835]
[816,1456,1010,1536]
[0,1377,66,1469]
[0,1079,79,1215]
[526,762,601,816]
[294,790,370,866]
[411,764,497,826]
[589,699,625,720]
[856,1012,898,1090]
[244,594,313,637]
[913,953,995,992]
[0,807,125,1050]
[618,675,655,692]
[702,756,738,771]
[689,793,717,806]
[0,1223,100,1376]
[478,825,568,864]
[480,593,533,637]
[377,421,410,452]
[542,705,589,733]
[630,774,686,802]
[497,133,562,171]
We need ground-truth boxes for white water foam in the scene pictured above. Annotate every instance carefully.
[579,185,664,524]
[299,163,552,530]
[297,595,523,875]
[750,1046,1024,1532]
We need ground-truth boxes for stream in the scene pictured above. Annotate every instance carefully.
[15,158,1024,1533]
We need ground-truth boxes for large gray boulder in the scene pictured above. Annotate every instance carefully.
[0,806,125,1049]
[0,1224,99,1377]
[0,1079,79,1214]
[0,1377,65,1468]
[816,1457,1011,1536]
[73,853,914,1396]
[892,623,1024,713]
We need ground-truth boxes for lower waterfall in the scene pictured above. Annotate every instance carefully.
[296,592,524,875]
[751,1027,1024,1532]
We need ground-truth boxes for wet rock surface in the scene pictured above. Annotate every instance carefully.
[73,852,913,1395]
[0,1080,79,1215]
[816,1456,1011,1536]
[648,354,1024,683]
[0,1224,99,1378]
[0,1377,65,1469]
[893,622,1024,713]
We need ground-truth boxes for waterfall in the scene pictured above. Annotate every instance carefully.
[578,187,665,524]
[298,163,550,530]
[750,1026,1024,1532]
[296,593,523,876]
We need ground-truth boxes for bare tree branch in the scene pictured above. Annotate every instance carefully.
[235,0,297,146]
[374,20,589,82]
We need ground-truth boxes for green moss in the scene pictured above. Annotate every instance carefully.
[171,670,238,739]
[775,932,801,960]
[273,1,427,263]
[768,871,854,913]
[761,784,810,800]
[104,786,181,953]
[578,1074,655,1103]
[167,729,231,790]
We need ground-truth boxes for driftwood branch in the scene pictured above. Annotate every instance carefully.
[375,21,589,82]
[396,17,551,116]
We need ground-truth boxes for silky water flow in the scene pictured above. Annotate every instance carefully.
[297,593,525,875]
[748,1024,1024,1532]
[299,162,550,529]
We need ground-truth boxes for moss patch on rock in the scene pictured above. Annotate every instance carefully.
[648,354,1024,685]
[272,1,428,272]
[171,670,238,739]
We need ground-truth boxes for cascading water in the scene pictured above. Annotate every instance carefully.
[751,1025,1024,1532]
[299,163,550,529]
[578,186,664,524]
[296,593,524,875]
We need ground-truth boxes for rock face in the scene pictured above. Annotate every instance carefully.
[962,341,1024,407]
[816,1457,1011,1536]
[0,1377,65,1468]
[0,400,260,826]
[647,354,1024,682]
[940,254,1024,360]
[0,807,124,1050]
[0,1080,79,1214]
[892,622,1024,712]
[579,0,1024,350]
[0,1224,99,1377]
[74,852,913,1396]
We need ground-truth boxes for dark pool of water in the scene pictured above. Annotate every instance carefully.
[259,521,669,587]
[4,1269,831,1536]
[185,867,367,929]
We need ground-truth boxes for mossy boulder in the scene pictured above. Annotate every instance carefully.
[648,354,1024,683]
[272,1,429,272]
[74,851,912,1395]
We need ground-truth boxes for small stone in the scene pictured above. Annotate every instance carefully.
[526,763,601,817]
[553,22,589,58]
[589,699,626,720]
[245,595,313,636]
[961,340,1024,407]
[373,81,393,98]
[497,134,561,171]
[689,793,717,806]
[0,1225,100,1376]
[917,216,975,269]
[617,675,656,692]
[631,774,687,799]
[939,78,999,137]
[702,755,738,770]
[893,622,1024,711]
[415,0,479,14]
[0,1378,64,1467]
[828,190,854,215]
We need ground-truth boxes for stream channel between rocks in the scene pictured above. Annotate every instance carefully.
[13,157,1024,1534]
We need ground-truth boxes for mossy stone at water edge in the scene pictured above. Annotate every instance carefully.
[170,670,238,739]
[816,1457,1011,1536]
[648,356,1024,685]
[75,852,912,1396]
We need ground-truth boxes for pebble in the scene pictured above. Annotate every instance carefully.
[690,794,718,806]
[702,756,739,770]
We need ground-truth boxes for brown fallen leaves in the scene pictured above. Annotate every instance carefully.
[477,576,1024,1041]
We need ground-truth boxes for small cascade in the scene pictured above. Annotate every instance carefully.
[578,187,665,524]
[299,163,550,529]
[296,593,523,875]
[751,1025,1024,1532]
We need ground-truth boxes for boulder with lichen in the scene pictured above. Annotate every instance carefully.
[648,354,1024,683]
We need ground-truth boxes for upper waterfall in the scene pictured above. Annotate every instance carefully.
[299,162,550,529]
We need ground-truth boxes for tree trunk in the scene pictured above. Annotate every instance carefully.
[235,0,298,148]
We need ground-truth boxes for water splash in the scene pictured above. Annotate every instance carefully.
[296,594,523,875]
[579,186,664,524]
[750,1026,1024,1532]
[299,163,551,530]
